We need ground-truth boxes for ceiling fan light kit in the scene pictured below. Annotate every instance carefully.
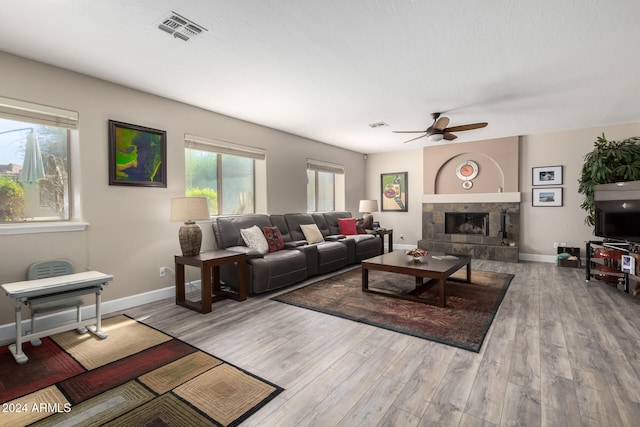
[393,112,488,144]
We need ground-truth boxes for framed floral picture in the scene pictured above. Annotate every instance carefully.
[532,165,562,186]
[108,120,167,187]
[381,172,408,212]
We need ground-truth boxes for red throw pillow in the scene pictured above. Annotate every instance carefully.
[263,226,285,252]
[338,217,357,235]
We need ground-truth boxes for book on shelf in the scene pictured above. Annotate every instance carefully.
[621,254,635,275]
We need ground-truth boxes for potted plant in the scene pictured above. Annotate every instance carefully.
[578,133,640,226]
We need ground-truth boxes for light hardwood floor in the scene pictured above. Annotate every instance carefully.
[122,260,640,426]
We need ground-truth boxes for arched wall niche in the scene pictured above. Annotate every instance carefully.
[423,136,519,195]
[435,152,505,194]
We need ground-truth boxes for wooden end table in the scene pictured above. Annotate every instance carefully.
[372,228,393,253]
[175,250,247,314]
[361,251,471,308]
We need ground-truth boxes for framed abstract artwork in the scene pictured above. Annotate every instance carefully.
[532,187,563,207]
[381,172,408,212]
[532,165,562,186]
[108,120,167,187]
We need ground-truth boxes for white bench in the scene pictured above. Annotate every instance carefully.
[1,271,113,364]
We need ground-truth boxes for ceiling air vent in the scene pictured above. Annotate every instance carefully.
[157,12,207,41]
[368,122,389,128]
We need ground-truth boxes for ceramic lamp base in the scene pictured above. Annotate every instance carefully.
[178,221,202,256]
[362,213,374,230]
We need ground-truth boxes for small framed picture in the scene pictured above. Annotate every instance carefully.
[381,172,408,212]
[532,187,563,207]
[532,165,563,186]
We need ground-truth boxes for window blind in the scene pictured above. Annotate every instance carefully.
[306,158,344,175]
[0,96,79,129]
[185,133,266,160]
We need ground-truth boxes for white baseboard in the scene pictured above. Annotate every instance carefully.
[0,285,177,346]
[519,253,556,263]
[393,243,415,251]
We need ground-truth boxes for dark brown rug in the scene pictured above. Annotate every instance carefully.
[272,268,514,352]
[0,315,283,426]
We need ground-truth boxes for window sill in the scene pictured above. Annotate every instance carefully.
[0,221,89,235]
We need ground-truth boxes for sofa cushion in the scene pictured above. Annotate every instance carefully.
[269,215,293,242]
[240,225,269,254]
[300,223,325,244]
[212,214,273,249]
[263,226,285,252]
[283,213,317,241]
[322,211,354,235]
[338,217,357,235]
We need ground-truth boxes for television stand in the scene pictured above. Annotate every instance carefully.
[586,240,639,296]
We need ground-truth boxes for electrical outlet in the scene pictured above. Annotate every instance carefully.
[159,267,167,277]
[400,234,404,239]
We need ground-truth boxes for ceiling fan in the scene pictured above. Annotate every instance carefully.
[393,113,488,143]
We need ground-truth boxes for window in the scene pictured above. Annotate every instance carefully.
[185,134,266,215]
[0,97,77,223]
[307,159,344,212]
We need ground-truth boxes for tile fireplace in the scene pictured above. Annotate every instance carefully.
[445,212,490,236]
[419,201,520,262]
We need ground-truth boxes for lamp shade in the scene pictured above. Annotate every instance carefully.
[358,199,379,213]
[170,197,210,222]
[170,197,210,256]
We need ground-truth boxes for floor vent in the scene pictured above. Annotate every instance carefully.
[157,12,207,41]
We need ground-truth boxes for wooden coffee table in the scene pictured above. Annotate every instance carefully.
[361,251,471,308]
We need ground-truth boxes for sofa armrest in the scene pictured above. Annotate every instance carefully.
[325,234,346,241]
[226,246,264,259]
[284,240,307,248]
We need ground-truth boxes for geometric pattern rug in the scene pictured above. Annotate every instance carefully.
[273,268,514,352]
[0,315,283,426]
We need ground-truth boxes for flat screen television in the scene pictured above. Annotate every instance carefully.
[595,200,640,242]
[594,181,640,243]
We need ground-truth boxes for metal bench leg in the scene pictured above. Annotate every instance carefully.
[87,288,108,339]
[30,312,42,346]
[76,305,88,334]
[9,300,29,364]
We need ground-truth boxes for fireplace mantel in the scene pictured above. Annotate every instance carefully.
[422,192,521,204]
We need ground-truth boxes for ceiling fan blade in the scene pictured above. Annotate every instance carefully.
[443,132,457,141]
[403,134,429,143]
[433,116,450,131]
[392,130,428,133]
[444,122,488,133]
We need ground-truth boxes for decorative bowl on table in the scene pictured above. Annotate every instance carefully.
[405,248,428,261]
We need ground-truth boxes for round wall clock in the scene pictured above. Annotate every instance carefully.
[456,160,479,180]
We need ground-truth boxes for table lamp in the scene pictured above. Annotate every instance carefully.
[359,199,379,230]
[170,197,210,256]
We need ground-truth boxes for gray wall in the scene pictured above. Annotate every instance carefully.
[0,52,367,326]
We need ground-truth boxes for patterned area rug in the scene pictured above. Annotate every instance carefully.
[273,268,514,352]
[0,315,282,426]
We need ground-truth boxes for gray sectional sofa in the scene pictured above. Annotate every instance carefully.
[212,212,381,295]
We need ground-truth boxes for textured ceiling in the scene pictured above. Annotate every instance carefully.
[1,0,639,153]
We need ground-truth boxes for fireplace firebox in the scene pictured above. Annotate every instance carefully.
[445,212,489,236]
